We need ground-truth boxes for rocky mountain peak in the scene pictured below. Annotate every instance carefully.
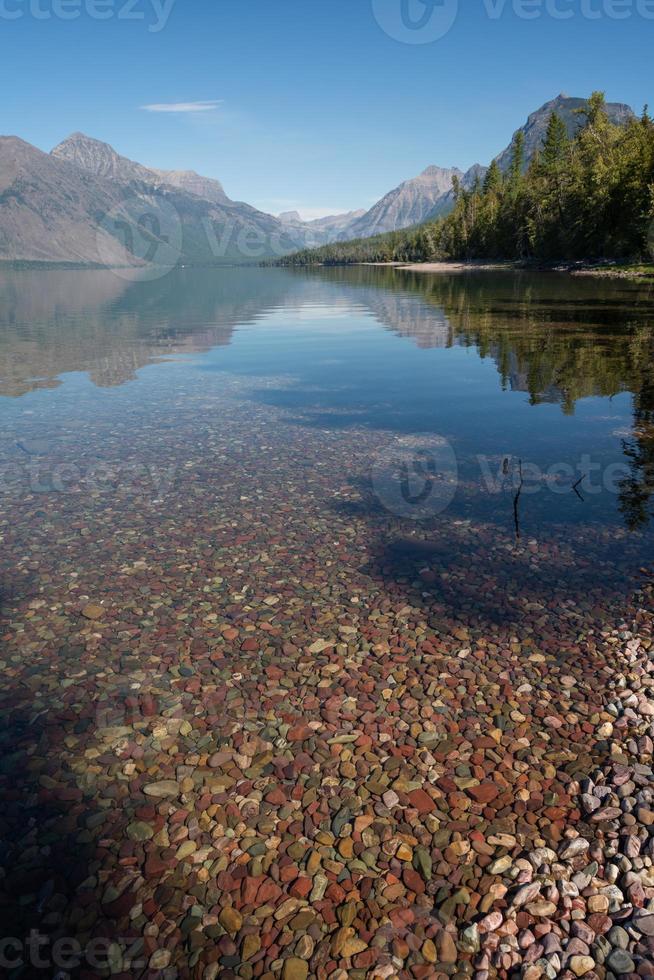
[51,134,231,205]
[153,168,229,204]
[420,165,462,179]
[51,132,154,183]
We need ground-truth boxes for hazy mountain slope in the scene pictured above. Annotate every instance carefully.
[51,132,301,257]
[309,209,366,233]
[1,133,301,265]
[0,137,139,265]
[426,163,488,221]
[279,208,367,246]
[342,166,463,241]
[151,169,229,205]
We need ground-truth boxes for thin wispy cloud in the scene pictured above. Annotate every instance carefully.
[140,100,223,114]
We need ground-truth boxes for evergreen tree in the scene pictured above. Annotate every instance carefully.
[542,112,569,168]
[508,131,525,188]
[483,159,502,194]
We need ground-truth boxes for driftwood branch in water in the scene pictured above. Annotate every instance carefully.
[513,459,524,540]
[572,474,586,501]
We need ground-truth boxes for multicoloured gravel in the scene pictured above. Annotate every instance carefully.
[1,362,653,980]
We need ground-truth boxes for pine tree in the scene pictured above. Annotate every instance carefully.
[542,112,569,168]
[509,131,525,188]
[483,159,502,195]
[577,90,608,130]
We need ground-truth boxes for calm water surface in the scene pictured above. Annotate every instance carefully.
[1,265,654,614]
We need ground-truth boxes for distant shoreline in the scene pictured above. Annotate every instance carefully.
[363,260,513,273]
[2,258,652,281]
[360,259,654,280]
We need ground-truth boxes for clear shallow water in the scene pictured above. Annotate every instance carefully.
[1,265,654,970]
[1,264,654,627]
[1,265,653,544]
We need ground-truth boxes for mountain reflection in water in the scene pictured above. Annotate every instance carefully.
[1,264,653,531]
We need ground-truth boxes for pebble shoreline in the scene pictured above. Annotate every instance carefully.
[1,376,653,979]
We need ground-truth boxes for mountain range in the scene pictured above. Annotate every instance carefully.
[278,207,367,247]
[340,94,633,242]
[0,95,635,267]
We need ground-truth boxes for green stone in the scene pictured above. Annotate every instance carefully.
[127,821,154,842]
[413,846,432,881]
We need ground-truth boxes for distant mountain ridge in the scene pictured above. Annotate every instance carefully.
[0,133,302,265]
[340,166,466,241]
[51,132,155,184]
[279,208,367,247]
[0,95,638,266]
[53,133,231,205]
[52,133,364,249]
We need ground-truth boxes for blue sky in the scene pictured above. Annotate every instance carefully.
[1,0,652,218]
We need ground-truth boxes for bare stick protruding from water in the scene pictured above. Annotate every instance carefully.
[513,459,524,540]
[572,474,586,501]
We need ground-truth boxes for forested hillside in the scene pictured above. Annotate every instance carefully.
[280,94,654,267]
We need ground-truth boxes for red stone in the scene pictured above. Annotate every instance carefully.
[403,869,426,894]
[257,880,282,904]
[587,913,613,934]
[408,788,437,814]
[467,783,500,804]
[144,855,171,878]
[290,877,312,898]
[265,787,287,805]
[242,877,261,904]
[287,724,313,742]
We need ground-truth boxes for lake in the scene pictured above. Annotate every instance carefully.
[1,265,653,975]
[2,266,653,561]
